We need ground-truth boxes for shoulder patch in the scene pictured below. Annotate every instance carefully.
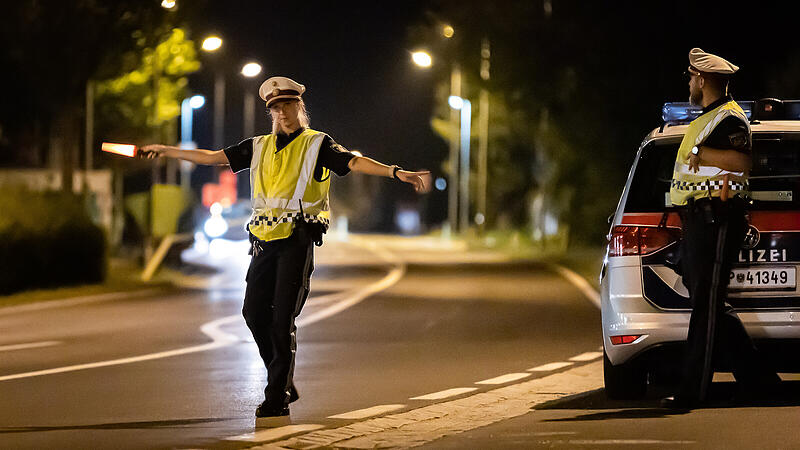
[728,131,748,149]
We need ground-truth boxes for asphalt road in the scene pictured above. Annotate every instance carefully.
[2,236,797,449]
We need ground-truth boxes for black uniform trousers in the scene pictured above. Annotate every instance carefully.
[242,223,315,408]
[678,196,778,402]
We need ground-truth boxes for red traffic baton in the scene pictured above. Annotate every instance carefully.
[101,142,138,158]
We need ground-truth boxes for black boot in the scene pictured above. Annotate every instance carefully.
[256,401,289,418]
[288,385,300,404]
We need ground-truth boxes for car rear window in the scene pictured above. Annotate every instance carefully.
[623,133,800,212]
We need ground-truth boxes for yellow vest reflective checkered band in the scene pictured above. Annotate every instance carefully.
[247,129,332,243]
[669,100,750,206]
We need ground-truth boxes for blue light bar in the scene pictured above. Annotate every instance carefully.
[662,101,754,123]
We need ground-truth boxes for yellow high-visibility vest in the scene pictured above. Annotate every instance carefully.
[247,128,331,242]
[669,100,750,206]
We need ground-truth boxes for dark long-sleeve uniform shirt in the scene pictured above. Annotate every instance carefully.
[223,127,356,180]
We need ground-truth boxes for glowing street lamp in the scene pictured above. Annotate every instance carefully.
[449,95,472,232]
[161,0,176,9]
[200,35,224,148]
[411,51,432,68]
[201,36,223,52]
[179,94,205,188]
[241,62,262,78]
[241,62,263,137]
[442,25,455,38]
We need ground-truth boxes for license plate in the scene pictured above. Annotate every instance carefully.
[729,267,796,290]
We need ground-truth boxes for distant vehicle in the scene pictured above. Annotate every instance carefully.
[601,99,800,398]
[198,200,250,241]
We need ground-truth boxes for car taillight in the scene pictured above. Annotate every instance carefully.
[610,335,642,345]
[609,226,680,257]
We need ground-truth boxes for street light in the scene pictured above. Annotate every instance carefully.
[200,35,225,149]
[161,0,176,9]
[411,48,460,234]
[188,94,205,109]
[411,51,432,68]
[179,95,205,189]
[241,62,262,78]
[442,25,455,38]
[201,36,222,52]
[241,62,263,138]
[449,95,472,233]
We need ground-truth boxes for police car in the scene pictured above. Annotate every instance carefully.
[601,98,800,398]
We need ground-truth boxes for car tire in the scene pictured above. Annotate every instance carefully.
[603,349,647,399]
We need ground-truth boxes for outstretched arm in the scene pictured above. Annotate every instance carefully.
[347,155,430,193]
[139,144,230,166]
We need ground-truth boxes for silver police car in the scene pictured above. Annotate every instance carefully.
[601,98,800,398]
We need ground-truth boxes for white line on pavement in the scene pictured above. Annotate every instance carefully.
[0,289,163,316]
[0,242,405,382]
[328,404,406,420]
[475,373,530,385]
[0,341,61,352]
[565,440,696,445]
[0,316,238,382]
[527,361,573,372]
[409,387,478,400]
[569,352,603,362]
[226,424,325,442]
[297,243,405,328]
[549,264,601,308]
[269,361,604,449]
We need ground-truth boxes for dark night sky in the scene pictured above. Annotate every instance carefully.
[176,0,800,233]
[184,1,800,170]
[188,1,441,173]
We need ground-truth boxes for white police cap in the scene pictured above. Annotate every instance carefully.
[688,48,739,74]
[259,76,306,107]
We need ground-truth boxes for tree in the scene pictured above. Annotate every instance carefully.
[95,28,201,144]
[0,1,202,189]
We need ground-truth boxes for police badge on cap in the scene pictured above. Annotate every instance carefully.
[259,76,306,107]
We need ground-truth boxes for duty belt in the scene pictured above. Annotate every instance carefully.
[670,179,748,192]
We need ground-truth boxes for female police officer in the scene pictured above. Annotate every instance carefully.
[141,76,429,423]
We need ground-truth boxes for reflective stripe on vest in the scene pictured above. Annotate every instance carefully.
[669,100,751,206]
[247,129,332,242]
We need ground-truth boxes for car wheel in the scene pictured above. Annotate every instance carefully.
[603,348,647,399]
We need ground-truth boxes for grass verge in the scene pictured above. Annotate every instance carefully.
[0,258,175,309]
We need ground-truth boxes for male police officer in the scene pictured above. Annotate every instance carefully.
[141,76,429,423]
[664,49,779,408]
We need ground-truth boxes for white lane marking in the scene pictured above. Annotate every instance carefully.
[297,243,405,328]
[0,242,405,382]
[528,361,573,372]
[475,373,530,385]
[0,316,239,382]
[328,404,406,420]
[569,351,603,362]
[0,341,61,352]
[533,431,578,436]
[226,424,325,442]
[566,440,695,445]
[410,387,478,400]
[271,361,603,449]
[0,289,163,316]
[549,264,601,308]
